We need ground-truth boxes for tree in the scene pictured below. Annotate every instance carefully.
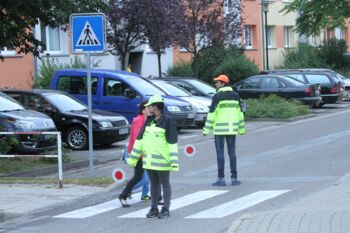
[282,0,350,36]
[106,0,147,70]
[141,0,186,77]
[179,0,242,59]
[0,0,106,60]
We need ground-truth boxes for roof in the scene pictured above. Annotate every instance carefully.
[1,88,67,95]
[54,69,142,78]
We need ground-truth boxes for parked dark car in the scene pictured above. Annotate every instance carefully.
[162,77,216,99]
[261,69,346,106]
[3,89,130,150]
[233,75,322,107]
[0,92,57,154]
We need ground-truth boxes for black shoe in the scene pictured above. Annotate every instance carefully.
[158,196,164,205]
[146,208,159,218]
[118,196,130,207]
[158,207,170,219]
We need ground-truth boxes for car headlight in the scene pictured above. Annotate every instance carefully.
[15,120,35,129]
[167,106,181,112]
[99,121,113,128]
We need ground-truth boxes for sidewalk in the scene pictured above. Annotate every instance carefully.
[227,173,350,233]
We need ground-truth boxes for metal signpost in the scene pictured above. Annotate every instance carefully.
[70,13,106,176]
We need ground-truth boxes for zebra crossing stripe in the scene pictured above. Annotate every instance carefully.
[118,190,228,218]
[53,192,142,219]
[186,190,290,219]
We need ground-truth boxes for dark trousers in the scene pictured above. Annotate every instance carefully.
[214,135,237,179]
[147,170,171,209]
[119,159,144,199]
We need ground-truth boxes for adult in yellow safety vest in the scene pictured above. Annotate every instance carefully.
[203,74,245,186]
[127,95,178,219]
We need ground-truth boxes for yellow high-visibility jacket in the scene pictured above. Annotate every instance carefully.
[203,86,245,135]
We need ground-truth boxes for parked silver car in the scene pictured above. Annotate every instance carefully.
[149,79,211,126]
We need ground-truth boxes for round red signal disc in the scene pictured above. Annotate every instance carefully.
[184,144,196,157]
[112,167,126,183]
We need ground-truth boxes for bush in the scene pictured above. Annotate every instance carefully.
[33,56,100,88]
[213,53,259,83]
[317,39,350,70]
[166,61,194,77]
[280,43,325,69]
[245,95,310,119]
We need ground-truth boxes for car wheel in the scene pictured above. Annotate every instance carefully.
[65,126,88,150]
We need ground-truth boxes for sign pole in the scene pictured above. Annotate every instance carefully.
[70,13,106,177]
[86,52,94,176]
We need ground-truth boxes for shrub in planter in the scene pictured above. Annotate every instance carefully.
[245,95,310,119]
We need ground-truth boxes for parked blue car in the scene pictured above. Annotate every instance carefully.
[49,69,196,128]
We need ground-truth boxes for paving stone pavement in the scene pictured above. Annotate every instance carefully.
[227,173,350,233]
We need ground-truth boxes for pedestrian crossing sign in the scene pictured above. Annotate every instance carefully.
[70,13,106,53]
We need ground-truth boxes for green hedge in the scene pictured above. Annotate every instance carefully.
[166,61,194,77]
[245,95,310,119]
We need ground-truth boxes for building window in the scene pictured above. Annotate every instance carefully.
[335,28,344,39]
[267,26,273,48]
[284,26,292,47]
[40,24,61,54]
[0,47,16,56]
[244,25,253,49]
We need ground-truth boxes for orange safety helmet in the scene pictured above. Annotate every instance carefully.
[213,74,230,84]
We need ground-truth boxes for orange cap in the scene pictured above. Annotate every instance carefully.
[214,74,230,84]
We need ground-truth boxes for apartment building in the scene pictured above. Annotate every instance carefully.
[2,1,350,89]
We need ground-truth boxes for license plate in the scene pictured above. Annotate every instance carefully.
[187,113,195,119]
[315,90,320,95]
[119,128,128,135]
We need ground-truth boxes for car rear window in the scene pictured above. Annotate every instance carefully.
[304,74,331,84]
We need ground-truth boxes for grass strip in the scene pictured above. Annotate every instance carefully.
[0,176,114,187]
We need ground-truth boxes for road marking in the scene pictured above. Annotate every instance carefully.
[181,135,198,139]
[53,193,141,219]
[118,190,228,218]
[186,190,290,219]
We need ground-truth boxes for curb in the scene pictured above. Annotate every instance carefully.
[246,113,315,122]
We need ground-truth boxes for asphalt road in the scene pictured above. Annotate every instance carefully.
[2,102,350,233]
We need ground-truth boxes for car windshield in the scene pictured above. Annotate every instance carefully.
[0,95,25,112]
[153,81,191,97]
[186,80,216,94]
[282,76,306,86]
[124,77,165,96]
[45,94,87,112]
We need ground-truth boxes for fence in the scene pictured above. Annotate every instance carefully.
[0,131,63,188]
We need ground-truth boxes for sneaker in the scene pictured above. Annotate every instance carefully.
[212,179,226,186]
[141,195,151,201]
[158,196,164,205]
[118,197,130,207]
[231,179,241,186]
[158,207,170,219]
[146,207,159,218]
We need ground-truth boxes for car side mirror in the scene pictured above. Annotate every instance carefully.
[124,89,136,98]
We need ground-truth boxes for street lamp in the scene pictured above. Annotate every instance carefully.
[261,1,272,70]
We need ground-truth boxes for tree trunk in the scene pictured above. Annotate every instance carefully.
[157,50,162,77]
[121,53,126,71]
